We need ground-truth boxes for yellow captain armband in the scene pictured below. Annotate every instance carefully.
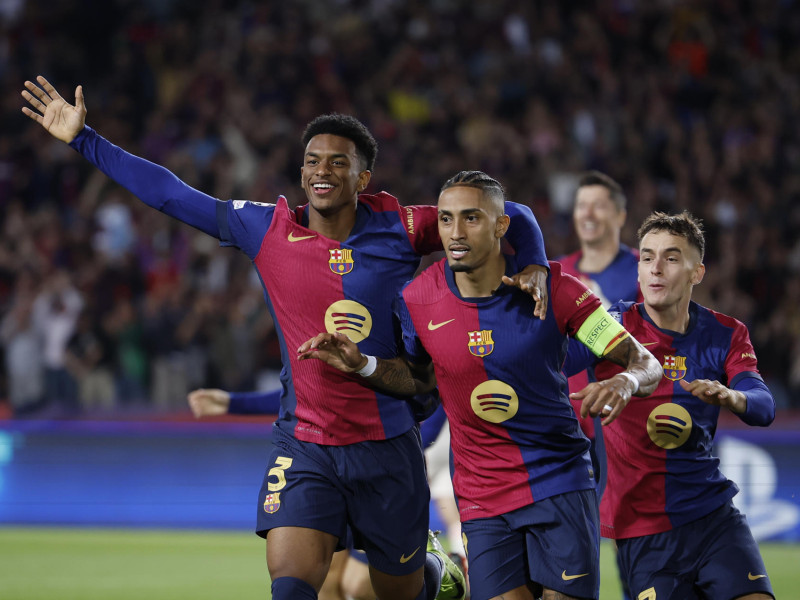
[575,306,629,358]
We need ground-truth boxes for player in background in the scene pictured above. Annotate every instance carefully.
[559,171,641,482]
[565,211,775,600]
[298,170,661,600]
[22,76,552,600]
[558,171,641,599]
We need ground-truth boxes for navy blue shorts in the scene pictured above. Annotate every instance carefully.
[617,501,774,600]
[461,489,600,600]
[256,425,430,575]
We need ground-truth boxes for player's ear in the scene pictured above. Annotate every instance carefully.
[357,170,371,193]
[690,263,705,286]
[495,214,510,238]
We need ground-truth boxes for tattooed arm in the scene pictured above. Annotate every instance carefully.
[297,332,435,396]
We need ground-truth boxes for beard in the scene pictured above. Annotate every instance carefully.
[448,261,472,272]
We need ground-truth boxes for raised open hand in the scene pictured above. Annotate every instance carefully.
[21,75,86,144]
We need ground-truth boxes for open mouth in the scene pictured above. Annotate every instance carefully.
[311,182,335,195]
[448,245,470,259]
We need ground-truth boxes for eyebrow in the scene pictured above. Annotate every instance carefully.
[640,246,683,254]
[438,207,483,216]
[305,151,350,160]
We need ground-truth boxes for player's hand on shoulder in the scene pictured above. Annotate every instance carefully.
[679,378,746,413]
[501,264,549,320]
[21,76,86,144]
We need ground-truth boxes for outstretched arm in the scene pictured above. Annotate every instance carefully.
[21,76,223,238]
[297,332,435,397]
[679,376,775,426]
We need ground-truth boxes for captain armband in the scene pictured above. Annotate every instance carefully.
[575,306,629,358]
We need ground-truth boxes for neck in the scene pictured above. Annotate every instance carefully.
[577,238,619,273]
[308,204,357,242]
[454,252,506,298]
[644,298,692,333]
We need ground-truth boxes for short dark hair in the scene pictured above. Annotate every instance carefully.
[301,114,378,172]
[637,211,705,261]
[577,170,626,211]
[440,170,506,211]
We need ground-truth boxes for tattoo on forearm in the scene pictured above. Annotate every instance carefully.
[367,358,417,396]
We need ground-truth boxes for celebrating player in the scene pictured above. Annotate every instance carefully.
[298,170,661,600]
[22,76,552,600]
[565,211,776,600]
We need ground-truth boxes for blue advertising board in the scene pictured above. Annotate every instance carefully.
[1,420,798,540]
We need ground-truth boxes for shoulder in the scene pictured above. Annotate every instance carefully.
[403,260,448,305]
[357,191,401,212]
[557,250,581,272]
[619,243,640,261]
[694,302,746,333]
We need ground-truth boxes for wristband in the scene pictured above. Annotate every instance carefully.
[618,371,640,394]
[356,354,377,377]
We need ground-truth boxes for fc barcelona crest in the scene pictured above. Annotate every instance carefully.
[468,330,495,357]
[263,492,281,514]
[663,355,687,381]
[329,248,354,275]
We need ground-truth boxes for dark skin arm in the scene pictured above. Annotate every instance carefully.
[570,335,660,426]
[297,332,435,395]
[502,264,548,320]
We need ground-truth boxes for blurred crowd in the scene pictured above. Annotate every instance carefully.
[1,0,800,416]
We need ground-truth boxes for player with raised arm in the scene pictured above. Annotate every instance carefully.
[298,171,661,600]
[22,77,551,600]
[565,211,776,600]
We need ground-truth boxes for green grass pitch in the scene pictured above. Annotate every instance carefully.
[0,527,797,599]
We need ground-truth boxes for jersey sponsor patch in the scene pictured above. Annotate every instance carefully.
[325,300,373,342]
[470,380,519,423]
[263,492,281,513]
[662,355,687,381]
[647,403,692,449]
[329,248,354,275]
[468,329,494,357]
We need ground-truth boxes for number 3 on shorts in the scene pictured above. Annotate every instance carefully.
[267,456,293,491]
[638,588,656,600]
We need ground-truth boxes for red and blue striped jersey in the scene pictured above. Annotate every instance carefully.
[69,126,548,445]
[574,301,773,539]
[219,193,441,444]
[398,260,601,520]
[560,245,641,439]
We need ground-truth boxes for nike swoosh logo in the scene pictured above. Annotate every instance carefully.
[399,546,420,563]
[748,573,767,580]
[288,232,317,242]
[642,342,658,347]
[561,570,589,581]
[427,319,455,331]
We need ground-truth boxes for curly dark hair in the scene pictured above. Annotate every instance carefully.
[301,114,378,172]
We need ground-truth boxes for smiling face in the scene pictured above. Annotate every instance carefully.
[300,134,371,218]
[638,230,705,313]
[438,185,509,274]
[573,184,626,247]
